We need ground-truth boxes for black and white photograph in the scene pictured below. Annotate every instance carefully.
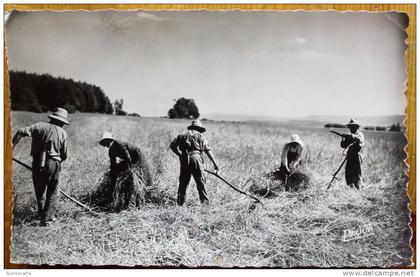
[5,8,412,267]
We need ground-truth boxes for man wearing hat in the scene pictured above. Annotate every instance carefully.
[99,132,153,208]
[170,119,220,206]
[341,118,365,189]
[278,134,305,191]
[12,108,69,226]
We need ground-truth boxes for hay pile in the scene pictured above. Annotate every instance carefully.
[247,168,311,197]
[267,167,311,192]
[84,162,147,212]
[283,170,310,192]
[83,162,177,211]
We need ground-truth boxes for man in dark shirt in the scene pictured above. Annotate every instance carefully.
[170,119,220,206]
[99,132,153,191]
[341,119,365,189]
[12,108,69,226]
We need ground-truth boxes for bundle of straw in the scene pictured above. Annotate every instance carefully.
[84,162,146,212]
[262,168,311,194]
[285,171,310,192]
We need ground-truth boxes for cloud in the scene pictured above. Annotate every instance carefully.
[99,11,167,41]
[136,12,167,21]
[295,37,307,44]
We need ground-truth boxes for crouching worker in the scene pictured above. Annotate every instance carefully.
[278,134,304,191]
[341,119,365,189]
[170,119,220,206]
[12,108,69,226]
[99,132,153,210]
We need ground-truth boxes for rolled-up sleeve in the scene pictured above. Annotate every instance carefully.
[60,135,68,161]
[353,132,365,147]
[281,144,289,166]
[201,136,212,152]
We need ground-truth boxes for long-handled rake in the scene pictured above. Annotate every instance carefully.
[204,169,264,206]
[13,158,99,217]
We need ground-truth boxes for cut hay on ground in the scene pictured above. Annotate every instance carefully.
[247,169,311,197]
[11,112,411,267]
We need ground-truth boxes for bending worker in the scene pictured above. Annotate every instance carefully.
[12,108,69,226]
[278,134,304,190]
[170,119,220,206]
[99,132,153,190]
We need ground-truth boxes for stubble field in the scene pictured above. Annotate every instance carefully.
[8,111,412,267]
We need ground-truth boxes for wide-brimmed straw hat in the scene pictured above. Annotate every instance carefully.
[187,119,206,133]
[99,132,114,145]
[346,118,361,128]
[287,134,303,146]
[48,107,69,125]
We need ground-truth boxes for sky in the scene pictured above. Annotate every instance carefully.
[5,10,408,118]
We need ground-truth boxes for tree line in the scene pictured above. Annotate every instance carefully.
[9,71,204,119]
[325,122,403,132]
[9,71,113,114]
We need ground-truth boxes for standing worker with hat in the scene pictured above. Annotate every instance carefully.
[277,134,305,191]
[12,108,69,226]
[341,118,365,189]
[99,132,153,209]
[170,119,220,206]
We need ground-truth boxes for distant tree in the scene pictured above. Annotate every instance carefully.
[363,126,375,131]
[114,99,127,115]
[128,113,141,117]
[324,123,347,129]
[376,126,386,131]
[389,123,402,132]
[63,104,77,113]
[168,98,200,119]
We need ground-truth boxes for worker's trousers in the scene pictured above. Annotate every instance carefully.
[177,154,209,206]
[345,153,362,189]
[32,158,61,222]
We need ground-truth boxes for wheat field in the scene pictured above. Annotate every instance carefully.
[9,111,412,267]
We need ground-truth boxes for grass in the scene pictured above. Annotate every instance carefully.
[9,111,412,267]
